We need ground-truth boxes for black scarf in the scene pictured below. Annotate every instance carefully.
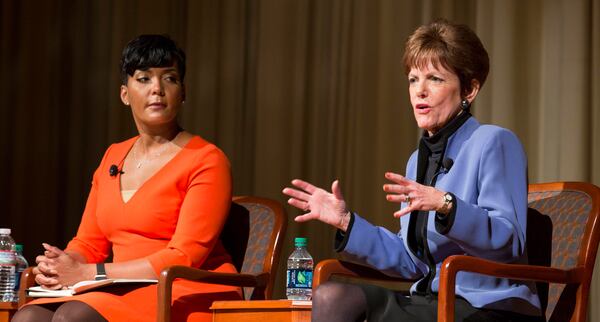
[407,110,471,295]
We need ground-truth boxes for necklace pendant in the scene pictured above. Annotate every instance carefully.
[136,161,143,168]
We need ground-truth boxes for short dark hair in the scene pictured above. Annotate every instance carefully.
[403,19,489,97]
[119,34,186,85]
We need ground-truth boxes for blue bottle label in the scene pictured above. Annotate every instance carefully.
[14,268,24,291]
[286,269,313,289]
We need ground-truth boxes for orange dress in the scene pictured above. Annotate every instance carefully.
[28,136,242,321]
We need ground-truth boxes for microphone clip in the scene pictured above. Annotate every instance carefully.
[429,158,454,186]
[109,164,124,177]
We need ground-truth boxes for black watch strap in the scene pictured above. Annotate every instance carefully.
[95,263,107,280]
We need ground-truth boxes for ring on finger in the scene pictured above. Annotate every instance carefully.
[405,194,411,204]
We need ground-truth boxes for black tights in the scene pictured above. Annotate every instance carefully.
[12,301,107,322]
[311,281,367,322]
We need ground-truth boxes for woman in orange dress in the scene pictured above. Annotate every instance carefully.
[12,35,241,322]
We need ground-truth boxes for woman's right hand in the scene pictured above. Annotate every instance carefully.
[282,179,351,231]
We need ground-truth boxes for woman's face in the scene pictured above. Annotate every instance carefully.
[408,61,463,136]
[120,65,184,128]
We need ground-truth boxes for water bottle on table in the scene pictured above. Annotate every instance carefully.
[14,244,29,302]
[286,237,313,300]
[0,228,16,302]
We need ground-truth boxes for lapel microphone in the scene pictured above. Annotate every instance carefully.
[440,158,454,172]
[109,164,124,177]
[429,158,454,186]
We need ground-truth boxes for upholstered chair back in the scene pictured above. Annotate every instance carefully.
[527,183,600,322]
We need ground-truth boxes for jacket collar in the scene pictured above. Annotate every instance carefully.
[443,116,481,162]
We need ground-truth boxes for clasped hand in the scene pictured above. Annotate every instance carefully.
[282,173,447,228]
[32,243,85,290]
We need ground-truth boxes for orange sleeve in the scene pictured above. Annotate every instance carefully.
[146,145,232,275]
[65,147,112,263]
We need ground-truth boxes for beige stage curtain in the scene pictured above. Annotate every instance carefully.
[1,0,599,318]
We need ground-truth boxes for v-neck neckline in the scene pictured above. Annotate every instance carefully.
[117,136,196,205]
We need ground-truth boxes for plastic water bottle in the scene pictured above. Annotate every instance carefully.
[14,244,29,302]
[0,228,16,302]
[286,237,313,300]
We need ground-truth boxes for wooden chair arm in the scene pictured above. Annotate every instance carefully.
[438,255,583,322]
[313,259,413,290]
[18,266,37,307]
[157,265,270,322]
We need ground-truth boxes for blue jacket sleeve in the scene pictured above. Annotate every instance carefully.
[341,214,422,279]
[443,128,528,262]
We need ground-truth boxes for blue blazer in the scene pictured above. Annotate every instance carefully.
[341,117,541,316]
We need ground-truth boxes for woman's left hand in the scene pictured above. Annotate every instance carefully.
[383,172,446,218]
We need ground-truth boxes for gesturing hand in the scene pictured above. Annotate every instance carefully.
[383,172,446,218]
[282,179,351,231]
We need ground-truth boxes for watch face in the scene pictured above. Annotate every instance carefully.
[444,193,453,202]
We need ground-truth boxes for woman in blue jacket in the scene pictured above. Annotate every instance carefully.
[283,19,544,322]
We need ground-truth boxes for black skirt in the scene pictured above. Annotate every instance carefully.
[359,283,545,322]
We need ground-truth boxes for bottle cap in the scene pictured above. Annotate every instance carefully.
[16,244,23,252]
[0,228,11,235]
[294,237,307,247]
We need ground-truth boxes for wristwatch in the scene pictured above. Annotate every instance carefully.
[439,192,454,214]
[95,263,107,280]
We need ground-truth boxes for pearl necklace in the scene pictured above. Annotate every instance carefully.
[132,133,179,169]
